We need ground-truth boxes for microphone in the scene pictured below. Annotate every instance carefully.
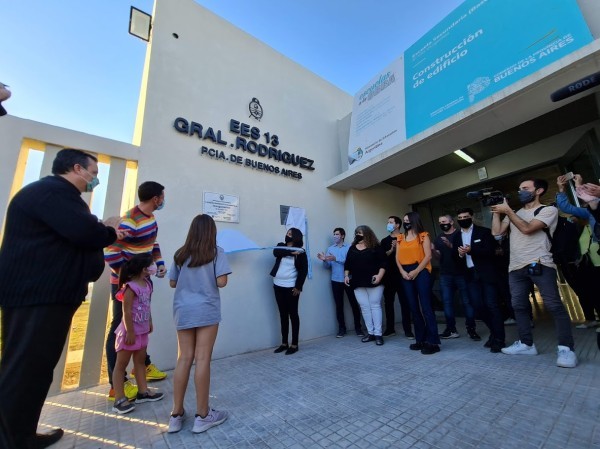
[466,191,483,199]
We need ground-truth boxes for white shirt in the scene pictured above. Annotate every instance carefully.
[460,225,474,268]
[504,205,558,271]
[274,256,297,288]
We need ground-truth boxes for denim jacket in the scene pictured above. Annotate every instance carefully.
[556,191,597,242]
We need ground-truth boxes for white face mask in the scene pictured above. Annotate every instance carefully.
[147,263,158,276]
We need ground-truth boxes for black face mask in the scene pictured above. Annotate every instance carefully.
[403,222,412,231]
[457,218,473,229]
[355,235,364,242]
[285,236,293,244]
[439,223,452,232]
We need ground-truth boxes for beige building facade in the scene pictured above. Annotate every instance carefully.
[1,0,600,391]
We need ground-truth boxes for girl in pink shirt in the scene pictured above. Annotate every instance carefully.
[112,253,164,414]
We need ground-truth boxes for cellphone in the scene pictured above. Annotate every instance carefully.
[564,172,574,181]
[527,262,542,276]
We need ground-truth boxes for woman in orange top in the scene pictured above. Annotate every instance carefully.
[396,211,441,355]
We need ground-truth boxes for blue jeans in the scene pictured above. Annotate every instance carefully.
[465,268,505,344]
[401,264,440,345]
[439,274,475,331]
[509,266,574,349]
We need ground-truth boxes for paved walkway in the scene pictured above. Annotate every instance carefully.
[39,311,600,449]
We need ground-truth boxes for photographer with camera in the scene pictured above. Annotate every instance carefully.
[491,178,576,368]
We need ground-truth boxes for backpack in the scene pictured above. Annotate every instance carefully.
[534,206,581,264]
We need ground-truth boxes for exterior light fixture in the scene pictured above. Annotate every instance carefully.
[454,149,475,164]
[129,6,152,42]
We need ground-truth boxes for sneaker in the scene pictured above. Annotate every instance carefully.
[575,320,598,329]
[273,344,288,353]
[504,318,516,325]
[501,340,538,356]
[409,342,424,351]
[134,364,167,381]
[112,397,135,415]
[405,333,416,340]
[556,346,577,368]
[192,408,228,433]
[336,330,346,338]
[136,391,164,403]
[108,381,138,401]
[168,412,185,433]
[382,329,396,337]
[421,343,440,355]
[356,329,365,337]
[439,329,459,339]
[467,329,481,341]
[124,380,138,400]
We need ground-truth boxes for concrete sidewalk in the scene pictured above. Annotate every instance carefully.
[39,316,600,449]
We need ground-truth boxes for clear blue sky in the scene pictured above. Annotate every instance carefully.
[2,0,464,143]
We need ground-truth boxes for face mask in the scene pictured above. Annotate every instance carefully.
[355,235,364,242]
[147,263,157,276]
[439,223,452,232]
[333,235,342,244]
[518,190,536,204]
[403,223,412,231]
[457,218,473,229]
[79,168,100,192]
[156,198,165,210]
[386,223,395,233]
[285,236,293,244]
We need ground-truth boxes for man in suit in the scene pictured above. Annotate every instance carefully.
[452,208,505,353]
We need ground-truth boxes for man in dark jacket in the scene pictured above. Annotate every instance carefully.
[452,208,505,353]
[0,149,122,449]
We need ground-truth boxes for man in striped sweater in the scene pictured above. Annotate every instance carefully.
[104,181,168,400]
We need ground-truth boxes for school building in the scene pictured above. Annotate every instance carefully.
[1,0,600,393]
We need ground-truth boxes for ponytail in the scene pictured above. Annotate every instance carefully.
[118,253,153,287]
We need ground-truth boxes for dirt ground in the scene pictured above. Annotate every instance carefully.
[63,301,109,389]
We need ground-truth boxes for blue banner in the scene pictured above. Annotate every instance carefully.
[404,0,593,138]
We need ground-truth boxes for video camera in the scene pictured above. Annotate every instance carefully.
[466,188,505,207]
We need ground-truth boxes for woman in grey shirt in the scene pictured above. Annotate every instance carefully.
[167,215,232,434]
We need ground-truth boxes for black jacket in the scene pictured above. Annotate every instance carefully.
[452,225,497,284]
[270,243,308,291]
[0,175,117,307]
